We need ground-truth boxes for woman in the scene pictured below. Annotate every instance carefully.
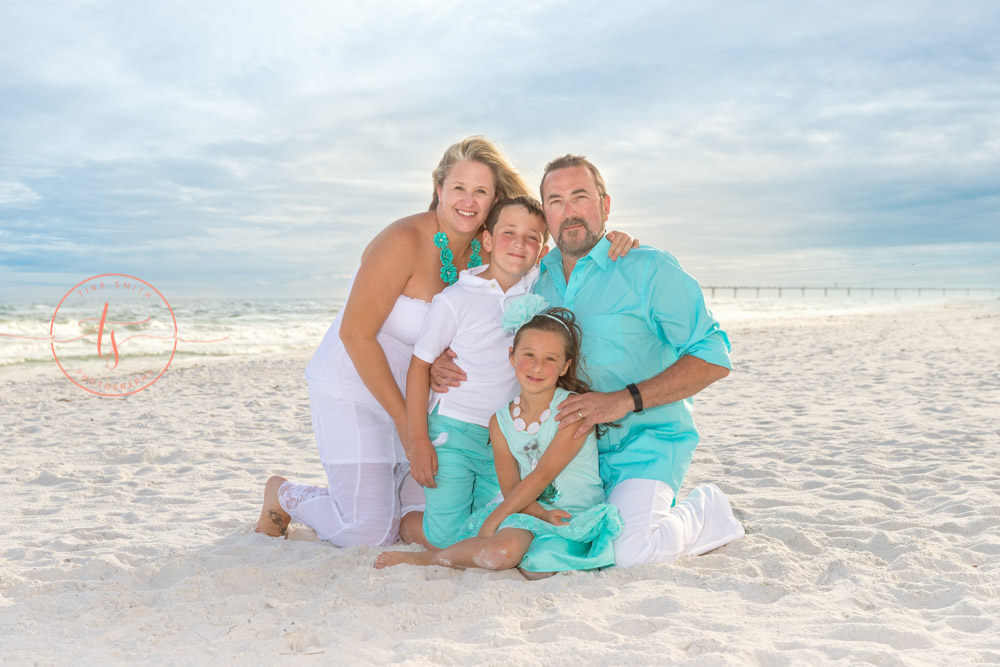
[256,137,634,546]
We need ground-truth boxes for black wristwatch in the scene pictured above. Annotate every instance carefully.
[626,383,643,413]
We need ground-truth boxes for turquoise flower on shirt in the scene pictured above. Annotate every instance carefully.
[501,294,550,333]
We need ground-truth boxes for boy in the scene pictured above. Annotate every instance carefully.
[401,195,550,549]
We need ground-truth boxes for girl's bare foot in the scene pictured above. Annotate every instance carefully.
[256,475,290,537]
[374,549,436,569]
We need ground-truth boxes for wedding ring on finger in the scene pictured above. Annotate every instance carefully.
[577,411,585,420]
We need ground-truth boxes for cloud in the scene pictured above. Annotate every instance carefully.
[0,1,998,301]
[0,182,40,207]
[683,242,1000,289]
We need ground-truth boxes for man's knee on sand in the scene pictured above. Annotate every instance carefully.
[611,523,684,567]
[608,478,683,567]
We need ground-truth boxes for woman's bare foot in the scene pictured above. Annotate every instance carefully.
[256,475,290,537]
[374,549,436,569]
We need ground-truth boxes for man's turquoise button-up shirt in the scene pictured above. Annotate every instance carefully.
[535,236,732,494]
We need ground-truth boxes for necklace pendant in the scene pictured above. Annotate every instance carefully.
[435,225,482,286]
[468,238,483,268]
[511,395,552,433]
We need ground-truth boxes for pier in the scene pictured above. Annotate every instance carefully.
[702,286,998,298]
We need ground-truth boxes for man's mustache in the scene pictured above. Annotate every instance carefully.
[559,217,588,232]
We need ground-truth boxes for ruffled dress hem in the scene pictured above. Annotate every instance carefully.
[457,501,623,572]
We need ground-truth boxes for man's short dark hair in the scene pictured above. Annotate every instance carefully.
[539,155,608,200]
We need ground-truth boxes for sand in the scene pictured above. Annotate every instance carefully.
[1,301,998,665]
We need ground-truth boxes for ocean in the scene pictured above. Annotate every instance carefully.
[2,288,994,375]
[0,297,342,372]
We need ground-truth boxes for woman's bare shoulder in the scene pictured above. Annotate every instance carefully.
[363,211,434,260]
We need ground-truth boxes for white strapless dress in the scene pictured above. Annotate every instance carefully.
[305,291,430,465]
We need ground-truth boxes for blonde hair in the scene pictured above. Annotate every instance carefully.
[429,136,532,210]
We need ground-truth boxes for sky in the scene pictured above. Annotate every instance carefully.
[1,0,998,302]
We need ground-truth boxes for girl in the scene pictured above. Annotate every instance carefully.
[375,299,622,577]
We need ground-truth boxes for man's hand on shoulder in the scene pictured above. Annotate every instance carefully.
[429,347,466,393]
[554,390,633,439]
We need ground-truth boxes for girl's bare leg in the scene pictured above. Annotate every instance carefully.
[375,528,533,571]
[255,475,291,537]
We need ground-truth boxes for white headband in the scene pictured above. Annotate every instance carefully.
[538,312,571,333]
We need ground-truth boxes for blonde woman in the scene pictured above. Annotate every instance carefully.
[256,137,636,547]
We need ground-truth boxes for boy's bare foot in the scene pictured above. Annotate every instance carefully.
[374,550,436,569]
[256,475,290,537]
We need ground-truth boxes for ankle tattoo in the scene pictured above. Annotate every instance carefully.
[269,509,287,535]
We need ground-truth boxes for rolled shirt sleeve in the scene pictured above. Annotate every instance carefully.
[644,251,732,371]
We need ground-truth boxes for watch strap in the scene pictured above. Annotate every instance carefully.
[626,383,643,413]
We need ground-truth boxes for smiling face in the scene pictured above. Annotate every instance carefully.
[509,328,571,397]
[540,165,610,259]
[482,204,548,284]
[435,160,497,236]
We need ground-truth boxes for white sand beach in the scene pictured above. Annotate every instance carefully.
[1,300,998,664]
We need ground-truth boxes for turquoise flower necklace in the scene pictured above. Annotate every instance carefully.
[433,223,482,285]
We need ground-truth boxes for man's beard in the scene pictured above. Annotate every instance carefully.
[556,217,602,258]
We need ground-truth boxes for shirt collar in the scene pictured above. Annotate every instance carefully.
[459,264,491,281]
[458,264,538,294]
[539,236,612,278]
[587,236,613,271]
[539,246,560,276]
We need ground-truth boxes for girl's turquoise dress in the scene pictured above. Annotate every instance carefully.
[457,387,623,572]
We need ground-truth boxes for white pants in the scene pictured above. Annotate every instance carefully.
[278,465,425,547]
[276,382,425,547]
[608,479,745,567]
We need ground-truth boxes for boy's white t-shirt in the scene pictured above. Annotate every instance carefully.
[412,264,539,427]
